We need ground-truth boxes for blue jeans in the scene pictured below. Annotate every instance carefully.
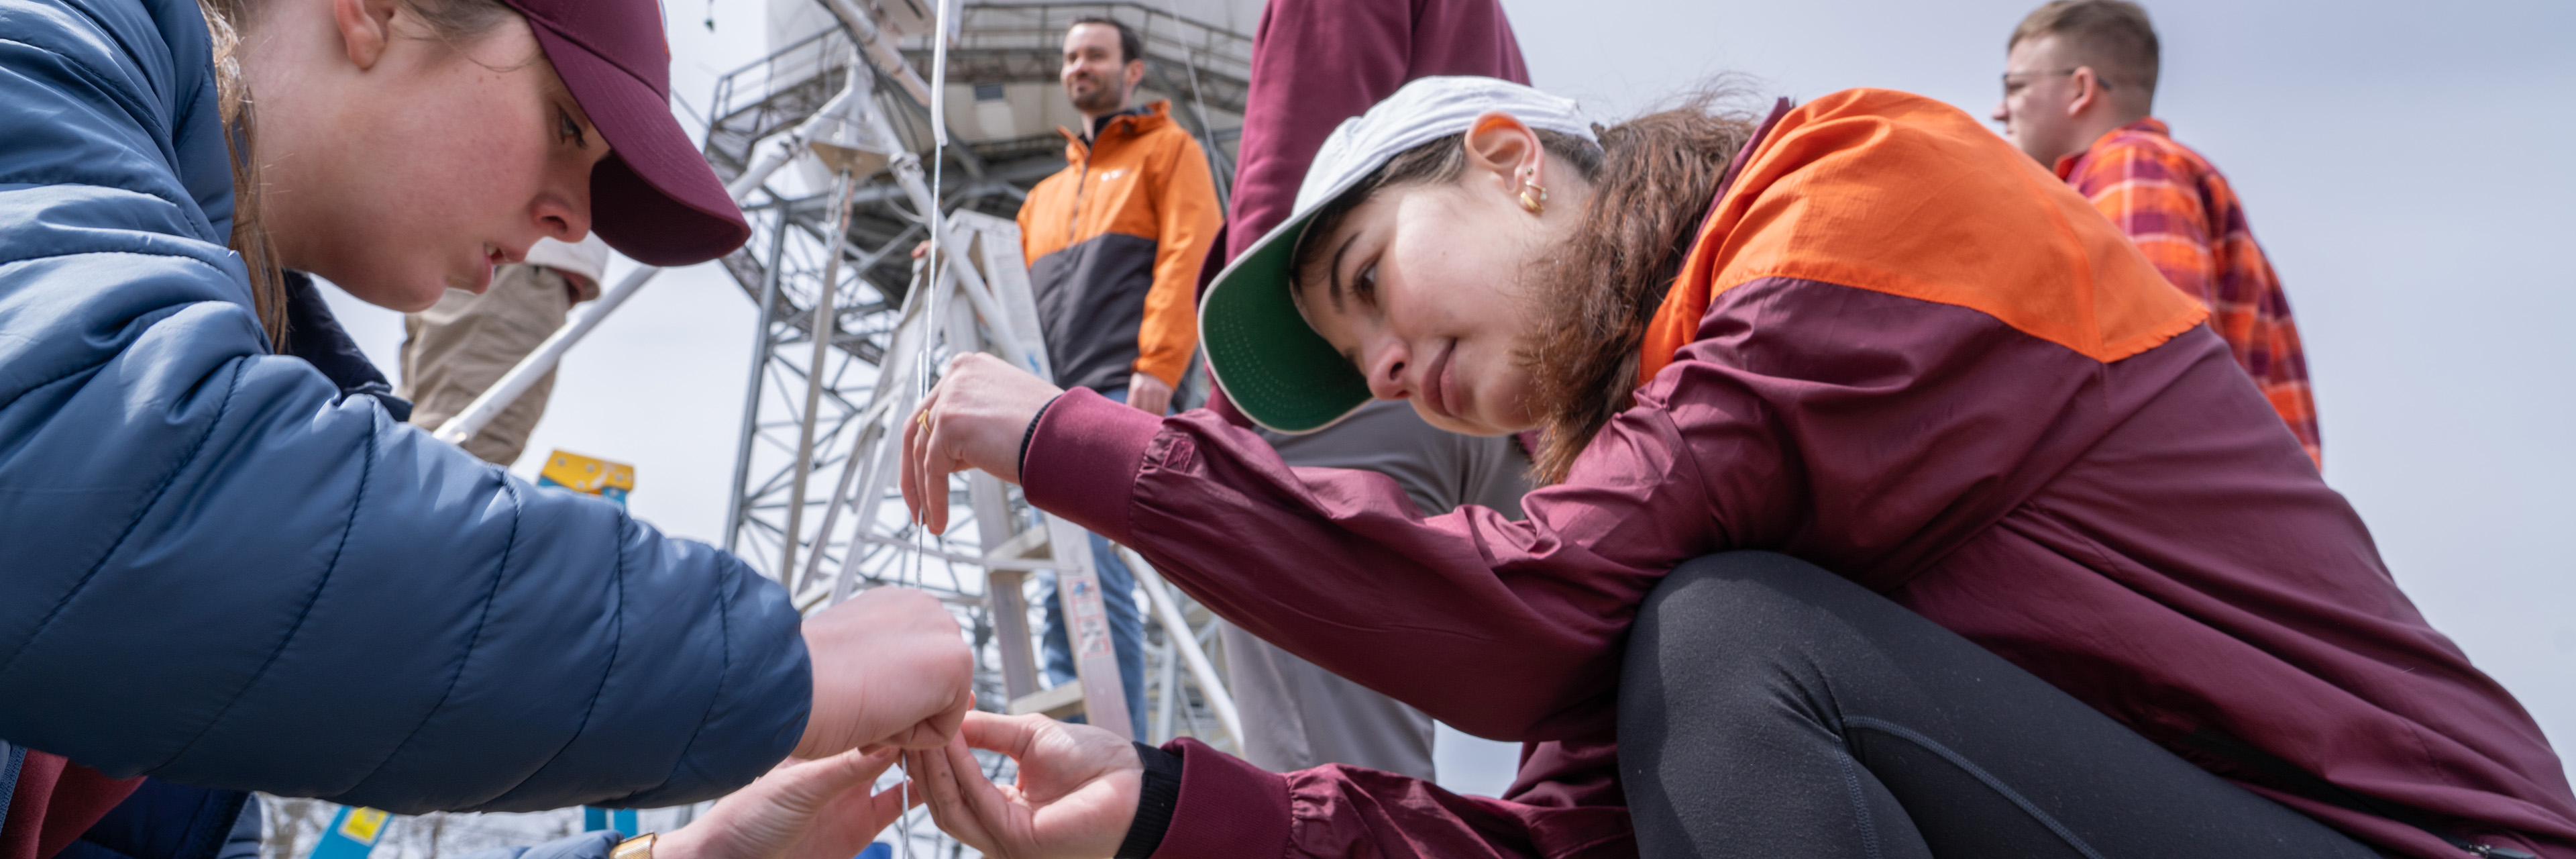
[1038,387,1149,738]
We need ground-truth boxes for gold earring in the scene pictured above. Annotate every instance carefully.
[1517,170,1548,213]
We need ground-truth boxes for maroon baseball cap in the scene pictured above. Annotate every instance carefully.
[501,0,750,266]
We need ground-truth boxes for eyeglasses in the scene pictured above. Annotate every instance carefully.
[2000,68,2112,95]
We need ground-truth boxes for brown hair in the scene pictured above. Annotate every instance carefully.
[2010,0,2160,97]
[1067,15,1144,66]
[195,0,519,349]
[1291,85,1760,484]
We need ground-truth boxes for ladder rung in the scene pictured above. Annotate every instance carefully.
[986,525,1051,562]
[1005,683,1086,719]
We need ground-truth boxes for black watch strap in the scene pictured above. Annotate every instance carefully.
[1114,741,1185,859]
[1019,393,1064,477]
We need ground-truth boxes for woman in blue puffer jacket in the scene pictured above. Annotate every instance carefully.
[0,0,973,856]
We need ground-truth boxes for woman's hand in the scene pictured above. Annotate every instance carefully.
[901,353,1065,534]
[657,748,914,859]
[907,712,1142,859]
[797,587,977,758]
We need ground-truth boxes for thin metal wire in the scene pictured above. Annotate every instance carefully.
[898,0,958,854]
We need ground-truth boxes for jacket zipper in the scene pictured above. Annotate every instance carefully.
[1065,113,1130,247]
[1065,128,1099,247]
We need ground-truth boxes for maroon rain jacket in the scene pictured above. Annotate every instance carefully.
[1028,91,2576,858]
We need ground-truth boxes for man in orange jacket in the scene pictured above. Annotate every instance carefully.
[1014,15,1222,738]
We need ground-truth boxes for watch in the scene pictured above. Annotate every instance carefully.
[610,833,657,859]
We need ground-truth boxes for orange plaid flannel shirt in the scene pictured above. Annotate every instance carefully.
[2057,119,2321,468]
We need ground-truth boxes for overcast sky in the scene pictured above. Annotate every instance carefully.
[322,0,2574,797]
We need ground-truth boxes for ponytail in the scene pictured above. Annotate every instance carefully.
[1519,85,1758,483]
[198,0,288,349]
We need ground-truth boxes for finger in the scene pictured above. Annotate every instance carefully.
[958,711,1044,758]
[912,376,954,525]
[902,397,922,518]
[909,742,994,852]
[923,411,957,535]
[910,393,938,533]
[782,761,912,859]
[882,718,943,752]
[941,729,1028,845]
[775,746,899,810]
[840,784,907,845]
[922,688,973,744]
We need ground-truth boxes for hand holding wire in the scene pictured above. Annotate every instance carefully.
[900,353,1065,534]
[906,713,1142,859]
[795,587,975,758]
[652,748,916,859]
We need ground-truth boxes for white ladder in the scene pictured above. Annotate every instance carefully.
[779,146,1239,743]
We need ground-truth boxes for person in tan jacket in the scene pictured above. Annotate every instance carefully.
[398,234,609,466]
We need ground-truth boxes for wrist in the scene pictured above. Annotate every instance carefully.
[1114,742,1183,859]
[792,642,834,758]
[619,831,678,859]
[1019,393,1063,477]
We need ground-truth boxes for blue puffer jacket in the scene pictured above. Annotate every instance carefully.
[0,0,810,816]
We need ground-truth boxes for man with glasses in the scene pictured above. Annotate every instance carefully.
[1994,0,2322,468]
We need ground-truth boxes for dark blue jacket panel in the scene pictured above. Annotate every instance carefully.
[211,798,258,859]
[280,272,411,423]
[0,0,810,813]
[58,780,247,859]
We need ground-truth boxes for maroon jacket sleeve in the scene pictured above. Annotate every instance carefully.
[1026,384,1728,742]
[1148,737,1632,859]
[1025,277,2099,742]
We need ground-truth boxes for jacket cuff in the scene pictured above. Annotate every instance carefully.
[1149,738,1291,859]
[1130,355,1188,390]
[1022,387,1161,546]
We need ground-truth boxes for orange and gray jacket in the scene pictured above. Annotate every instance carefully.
[1016,101,1221,393]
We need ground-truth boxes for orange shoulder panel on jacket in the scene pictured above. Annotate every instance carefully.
[1642,89,2206,385]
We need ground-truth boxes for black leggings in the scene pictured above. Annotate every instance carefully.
[1619,552,2382,858]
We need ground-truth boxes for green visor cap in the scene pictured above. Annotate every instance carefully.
[1199,76,1595,434]
[1199,211,1374,434]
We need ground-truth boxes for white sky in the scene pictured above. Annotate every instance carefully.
[321,0,2575,799]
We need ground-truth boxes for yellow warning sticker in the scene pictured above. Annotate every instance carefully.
[540,450,636,495]
[339,808,389,843]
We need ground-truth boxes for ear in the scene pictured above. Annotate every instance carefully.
[332,0,399,70]
[1122,58,1146,93]
[1461,111,1543,199]
[2065,66,2104,117]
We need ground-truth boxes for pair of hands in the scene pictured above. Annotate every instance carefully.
[672,713,1147,859]
[791,353,1155,856]
[907,712,1148,859]
[870,342,1163,854]
[657,748,914,859]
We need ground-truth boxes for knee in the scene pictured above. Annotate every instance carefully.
[1619,552,1854,721]
[1629,552,1837,660]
